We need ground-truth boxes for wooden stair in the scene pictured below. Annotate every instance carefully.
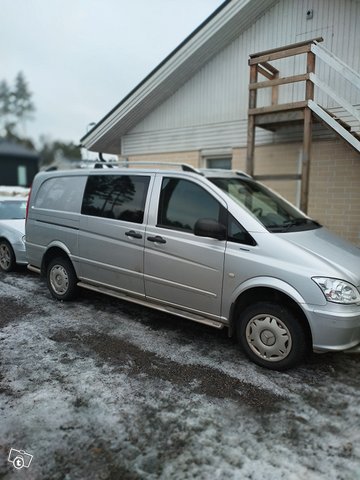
[308,101,360,153]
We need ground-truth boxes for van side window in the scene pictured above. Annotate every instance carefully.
[34,176,87,213]
[158,178,221,232]
[228,214,256,246]
[82,175,150,223]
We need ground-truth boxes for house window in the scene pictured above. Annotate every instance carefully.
[205,157,232,170]
[17,166,27,186]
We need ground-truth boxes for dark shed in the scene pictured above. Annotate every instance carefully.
[0,140,39,187]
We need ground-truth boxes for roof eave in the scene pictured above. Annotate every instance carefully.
[81,0,277,154]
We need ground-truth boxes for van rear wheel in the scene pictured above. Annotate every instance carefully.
[47,257,78,301]
[237,302,308,370]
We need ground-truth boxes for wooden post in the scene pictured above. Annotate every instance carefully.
[271,71,279,106]
[301,108,312,213]
[246,64,258,176]
[300,51,315,213]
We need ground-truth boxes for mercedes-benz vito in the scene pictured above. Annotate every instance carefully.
[25,165,360,370]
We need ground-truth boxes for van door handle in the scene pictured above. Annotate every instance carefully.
[125,230,142,239]
[147,235,166,244]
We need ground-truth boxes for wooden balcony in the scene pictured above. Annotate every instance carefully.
[247,37,360,213]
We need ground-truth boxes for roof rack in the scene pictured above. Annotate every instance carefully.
[197,168,253,178]
[236,170,252,178]
[81,160,203,175]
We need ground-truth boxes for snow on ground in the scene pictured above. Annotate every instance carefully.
[0,186,30,197]
[0,271,359,479]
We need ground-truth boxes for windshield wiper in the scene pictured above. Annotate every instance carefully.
[266,218,320,233]
[282,218,320,232]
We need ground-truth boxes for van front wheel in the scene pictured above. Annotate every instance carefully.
[47,257,78,301]
[237,302,308,370]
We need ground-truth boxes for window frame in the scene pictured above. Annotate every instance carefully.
[204,156,232,170]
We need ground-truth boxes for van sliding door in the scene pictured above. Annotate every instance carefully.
[78,173,153,298]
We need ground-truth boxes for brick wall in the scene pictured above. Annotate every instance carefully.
[309,140,360,246]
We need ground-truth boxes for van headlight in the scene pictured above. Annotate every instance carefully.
[312,277,360,304]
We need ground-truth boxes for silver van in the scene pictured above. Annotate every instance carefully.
[25,164,360,370]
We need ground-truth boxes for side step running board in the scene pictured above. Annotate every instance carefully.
[27,264,41,274]
[77,281,225,330]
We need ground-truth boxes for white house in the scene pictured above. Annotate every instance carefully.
[81,0,360,245]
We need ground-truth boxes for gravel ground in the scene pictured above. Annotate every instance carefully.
[0,269,359,479]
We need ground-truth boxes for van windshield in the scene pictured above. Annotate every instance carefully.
[209,177,321,233]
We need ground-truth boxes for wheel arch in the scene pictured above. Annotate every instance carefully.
[0,235,14,248]
[229,284,313,347]
[41,243,73,276]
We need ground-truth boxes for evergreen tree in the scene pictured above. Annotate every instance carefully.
[0,71,35,139]
[0,73,81,162]
[0,80,12,118]
[12,72,35,124]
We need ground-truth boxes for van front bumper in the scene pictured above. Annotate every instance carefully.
[305,303,360,352]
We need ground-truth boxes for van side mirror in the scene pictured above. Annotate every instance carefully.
[194,218,226,241]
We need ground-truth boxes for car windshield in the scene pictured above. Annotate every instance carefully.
[0,200,27,220]
[209,177,321,233]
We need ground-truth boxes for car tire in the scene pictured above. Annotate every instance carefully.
[236,302,308,370]
[0,240,16,272]
[47,256,78,301]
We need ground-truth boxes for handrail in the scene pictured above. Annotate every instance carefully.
[308,100,360,151]
[249,37,323,61]
[309,42,360,133]
[310,73,360,124]
[311,42,360,90]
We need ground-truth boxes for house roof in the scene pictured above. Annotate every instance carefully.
[80,0,277,154]
[0,140,39,160]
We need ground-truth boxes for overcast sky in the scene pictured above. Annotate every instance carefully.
[1,0,224,148]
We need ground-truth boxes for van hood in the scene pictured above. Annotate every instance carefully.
[280,227,360,286]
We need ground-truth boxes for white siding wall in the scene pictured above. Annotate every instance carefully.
[123,0,360,155]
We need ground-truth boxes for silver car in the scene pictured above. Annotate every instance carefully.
[0,197,27,272]
[25,165,360,370]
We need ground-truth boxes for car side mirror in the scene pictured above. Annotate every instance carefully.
[194,218,226,241]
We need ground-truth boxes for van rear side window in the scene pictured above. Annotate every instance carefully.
[35,176,87,212]
[81,175,150,223]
